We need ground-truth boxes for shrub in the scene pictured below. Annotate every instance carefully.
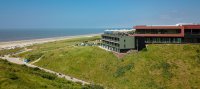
[2,59,11,65]
[196,49,200,53]
[160,62,173,79]
[40,73,56,80]
[114,63,134,77]
[32,70,57,80]
[195,54,200,64]
[21,64,27,68]
[193,49,200,64]
[9,67,20,72]
[142,48,148,52]
[9,73,19,80]
[0,47,22,56]
[82,84,104,89]
[145,79,159,88]
[33,67,40,71]
[75,81,83,85]
[183,45,191,50]
[26,52,43,61]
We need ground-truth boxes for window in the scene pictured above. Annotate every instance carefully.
[124,39,126,42]
[124,44,126,48]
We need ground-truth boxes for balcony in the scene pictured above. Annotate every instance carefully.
[102,38,119,43]
[102,41,120,48]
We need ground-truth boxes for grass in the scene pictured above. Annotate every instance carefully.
[25,52,43,61]
[14,36,200,89]
[0,59,104,89]
[0,47,23,56]
[16,36,101,62]
[113,63,134,77]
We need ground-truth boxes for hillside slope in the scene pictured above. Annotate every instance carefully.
[0,59,100,89]
[16,36,200,89]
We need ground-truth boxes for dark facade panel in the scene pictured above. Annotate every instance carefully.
[135,37,146,51]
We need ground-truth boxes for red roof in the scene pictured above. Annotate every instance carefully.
[134,25,182,29]
[183,25,200,29]
[134,24,200,30]
[132,24,200,37]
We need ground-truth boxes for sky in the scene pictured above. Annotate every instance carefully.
[0,0,200,29]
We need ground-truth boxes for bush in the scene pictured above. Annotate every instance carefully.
[196,49,200,53]
[160,62,173,79]
[183,45,191,50]
[21,64,27,67]
[114,63,134,77]
[26,52,43,61]
[40,73,56,80]
[0,47,22,56]
[9,73,19,80]
[142,48,148,52]
[195,51,200,63]
[33,67,40,71]
[82,84,104,89]
[32,70,56,80]
[75,81,83,85]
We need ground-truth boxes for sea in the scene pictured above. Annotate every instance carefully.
[0,28,105,42]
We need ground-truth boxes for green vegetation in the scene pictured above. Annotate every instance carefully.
[25,52,43,61]
[0,59,102,89]
[16,36,101,62]
[15,36,200,89]
[113,63,134,77]
[0,47,23,56]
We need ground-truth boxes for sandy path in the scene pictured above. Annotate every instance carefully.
[0,34,99,85]
[0,50,90,85]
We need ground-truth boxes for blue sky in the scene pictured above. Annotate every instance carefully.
[0,0,200,29]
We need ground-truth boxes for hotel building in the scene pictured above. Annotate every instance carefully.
[101,23,200,53]
[101,30,135,53]
[131,23,200,43]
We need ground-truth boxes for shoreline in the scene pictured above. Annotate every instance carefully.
[0,33,102,50]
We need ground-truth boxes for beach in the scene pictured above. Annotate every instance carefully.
[0,33,101,50]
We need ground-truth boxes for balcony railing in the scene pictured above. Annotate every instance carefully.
[101,43,120,48]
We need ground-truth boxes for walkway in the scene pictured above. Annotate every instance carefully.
[0,50,90,85]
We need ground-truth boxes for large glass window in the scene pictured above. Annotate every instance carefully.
[136,29,181,34]
[144,37,182,43]
[185,29,200,35]
[192,29,200,34]
[185,29,191,34]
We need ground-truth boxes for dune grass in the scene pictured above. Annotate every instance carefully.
[16,36,101,61]
[0,59,102,89]
[0,47,23,56]
[16,36,200,89]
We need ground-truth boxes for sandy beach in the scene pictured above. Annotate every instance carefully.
[0,33,101,50]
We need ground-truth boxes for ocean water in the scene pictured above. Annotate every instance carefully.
[0,28,104,42]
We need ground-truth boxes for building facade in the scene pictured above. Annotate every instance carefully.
[130,23,200,43]
[101,30,135,53]
[101,23,200,53]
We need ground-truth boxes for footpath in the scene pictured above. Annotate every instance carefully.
[0,49,90,85]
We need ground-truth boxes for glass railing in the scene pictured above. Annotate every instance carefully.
[102,42,120,48]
